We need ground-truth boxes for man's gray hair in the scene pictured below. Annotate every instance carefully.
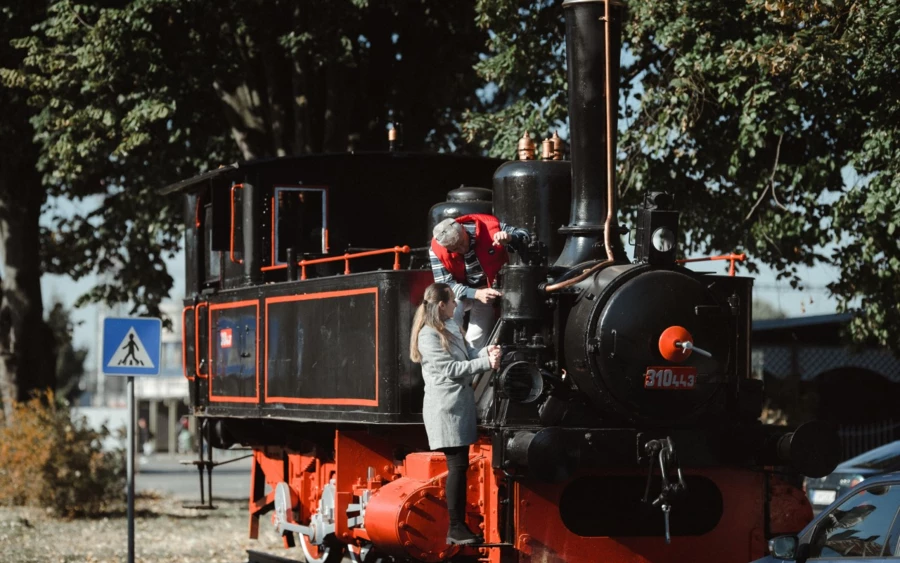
[433,218,465,248]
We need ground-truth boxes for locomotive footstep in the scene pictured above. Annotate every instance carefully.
[246,549,305,563]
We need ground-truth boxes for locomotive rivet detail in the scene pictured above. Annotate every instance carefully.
[519,534,534,556]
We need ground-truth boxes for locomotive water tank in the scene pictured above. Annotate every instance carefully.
[492,159,570,264]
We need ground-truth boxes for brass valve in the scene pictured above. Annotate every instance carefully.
[551,131,565,160]
[517,131,536,161]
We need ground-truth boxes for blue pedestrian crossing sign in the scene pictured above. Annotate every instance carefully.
[102,317,162,377]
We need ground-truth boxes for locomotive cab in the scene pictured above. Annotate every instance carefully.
[169,153,502,428]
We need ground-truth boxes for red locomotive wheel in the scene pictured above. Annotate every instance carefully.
[300,532,344,563]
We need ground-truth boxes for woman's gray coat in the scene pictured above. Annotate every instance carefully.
[417,320,490,450]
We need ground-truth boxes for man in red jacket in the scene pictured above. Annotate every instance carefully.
[430,214,531,349]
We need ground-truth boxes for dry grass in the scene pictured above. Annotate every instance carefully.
[0,493,287,563]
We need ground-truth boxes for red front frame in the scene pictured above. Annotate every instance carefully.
[245,431,801,563]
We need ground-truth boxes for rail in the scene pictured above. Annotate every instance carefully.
[676,253,746,277]
[297,246,411,280]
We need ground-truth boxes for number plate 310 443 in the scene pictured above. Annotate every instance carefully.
[644,367,697,390]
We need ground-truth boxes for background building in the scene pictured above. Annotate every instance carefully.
[754,313,900,460]
[78,302,192,454]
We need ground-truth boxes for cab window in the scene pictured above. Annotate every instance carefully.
[809,483,900,558]
[273,186,327,262]
[204,203,221,284]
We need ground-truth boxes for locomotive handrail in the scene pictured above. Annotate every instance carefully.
[194,302,209,379]
[182,305,194,381]
[230,183,244,265]
[297,245,411,280]
[676,253,746,277]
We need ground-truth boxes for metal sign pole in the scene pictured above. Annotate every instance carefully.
[101,316,160,563]
[126,375,135,563]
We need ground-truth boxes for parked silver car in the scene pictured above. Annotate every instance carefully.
[805,440,900,512]
[755,471,900,562]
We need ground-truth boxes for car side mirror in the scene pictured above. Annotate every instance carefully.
[769,536,798,559]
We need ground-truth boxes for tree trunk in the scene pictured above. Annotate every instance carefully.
[0,157,54,423]
[0,0,55,424]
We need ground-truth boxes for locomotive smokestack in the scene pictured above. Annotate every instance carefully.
[555,0,626,269]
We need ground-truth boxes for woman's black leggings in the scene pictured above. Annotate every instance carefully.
[440,446,470,524]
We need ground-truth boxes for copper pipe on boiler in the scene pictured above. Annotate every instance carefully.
[602,0,615,265]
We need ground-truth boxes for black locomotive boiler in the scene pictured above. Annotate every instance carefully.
[168,1,840,562]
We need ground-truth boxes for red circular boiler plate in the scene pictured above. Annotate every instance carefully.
[658,325,693,362]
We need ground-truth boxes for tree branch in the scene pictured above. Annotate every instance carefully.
[769,133,787,211]
[745,133,786,221]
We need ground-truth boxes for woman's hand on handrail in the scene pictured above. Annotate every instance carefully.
[487,345,502,370]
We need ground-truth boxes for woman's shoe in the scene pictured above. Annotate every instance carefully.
[446,522,484,545]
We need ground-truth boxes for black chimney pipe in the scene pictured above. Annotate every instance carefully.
[554,0,626,270]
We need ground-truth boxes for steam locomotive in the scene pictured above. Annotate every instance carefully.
[167,1,840,561]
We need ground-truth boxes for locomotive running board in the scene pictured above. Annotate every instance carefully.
[245,544,515,562]
[246,550,302,563]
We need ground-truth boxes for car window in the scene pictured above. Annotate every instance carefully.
[809,483,900,558]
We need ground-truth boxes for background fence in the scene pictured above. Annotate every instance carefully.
[838,419,899,461]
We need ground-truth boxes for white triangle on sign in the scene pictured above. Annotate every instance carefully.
[107,327,155,369]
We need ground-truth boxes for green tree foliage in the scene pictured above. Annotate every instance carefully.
[3,0,488,321]
[467,0,900,350]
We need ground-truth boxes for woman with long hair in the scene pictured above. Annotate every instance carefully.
[410,282,501,546]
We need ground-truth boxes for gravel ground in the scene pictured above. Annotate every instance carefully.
[0,493,288,563]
